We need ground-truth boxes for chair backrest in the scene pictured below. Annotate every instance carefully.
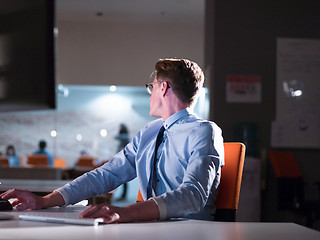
[19,155,24,166]
[27,154,49,167]
[54,158,67,169]
[77,156,96,168]
[0,156,9,167]
[215,142,246,221]
[136,142,246,222]
[268,150,303,210]
[268,150,302,178]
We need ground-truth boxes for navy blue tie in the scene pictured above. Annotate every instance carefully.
[147,126,165,199]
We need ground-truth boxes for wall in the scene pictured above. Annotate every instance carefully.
[0,85,209,167]
[56,20,204,86]
[0,2,206,166]
[206,0,320,224]
[0,86,152,167]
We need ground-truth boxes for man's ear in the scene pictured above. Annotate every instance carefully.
[161,81,170,96]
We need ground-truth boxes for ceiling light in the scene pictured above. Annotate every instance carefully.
[51,130,57,138]
[76,134,82,141]
[100,129,107,137]
[109,85,117,92]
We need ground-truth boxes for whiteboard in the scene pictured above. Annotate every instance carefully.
[271,38,320,148]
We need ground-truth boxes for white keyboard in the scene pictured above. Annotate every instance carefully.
[18,214,105,226]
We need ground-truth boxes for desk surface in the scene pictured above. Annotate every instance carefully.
[0,167,63,180]
[0,207,319,240]
[0,179,70,192]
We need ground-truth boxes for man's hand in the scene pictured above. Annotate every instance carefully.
[79,199,160,223]
[0,189,65,210]
[0,189,45,210]
[79,204,123,223]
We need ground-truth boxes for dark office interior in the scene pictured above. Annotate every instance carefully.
[0,0,320,231]
[206,0,320,229]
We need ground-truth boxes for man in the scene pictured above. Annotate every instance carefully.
[0,58,224,223]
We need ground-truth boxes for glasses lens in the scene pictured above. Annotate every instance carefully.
[146,83,152,95]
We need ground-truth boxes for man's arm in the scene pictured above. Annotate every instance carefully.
[0,189,65,210]
[79,199,160,223]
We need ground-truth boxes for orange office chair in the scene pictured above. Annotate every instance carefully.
[27,154,49,167]
[269,150,302,178]
[54,158,67,169]
[0,156,9,167]
[268,150,303,211]
[19,155,24,166]
[268,150,320,227]
[76,156,96,169]
[136,142,246,222]
[215,142,246,221]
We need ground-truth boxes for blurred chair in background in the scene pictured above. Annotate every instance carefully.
[0,156,9,167]
[54,158,66,169]
[27,154,49,167]
[76,156,96,169]
[32,140,54,167]
[269,150,320,228]
[19,156,24,167]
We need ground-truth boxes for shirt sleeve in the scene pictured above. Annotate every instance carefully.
[55,143,138,205]
[152,122,224,219]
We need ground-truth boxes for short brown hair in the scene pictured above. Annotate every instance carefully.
[155,58,204,105]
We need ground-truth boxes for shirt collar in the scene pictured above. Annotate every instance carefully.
[163,108,193,129]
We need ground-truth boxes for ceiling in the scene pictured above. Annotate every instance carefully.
[56,0,204,24]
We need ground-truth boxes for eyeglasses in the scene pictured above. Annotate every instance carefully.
[145,82,158,95]
[145,81,170,95]
[146,71,170,95]
[146,71,158,95]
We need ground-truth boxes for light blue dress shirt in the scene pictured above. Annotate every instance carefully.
[56,108,224,220]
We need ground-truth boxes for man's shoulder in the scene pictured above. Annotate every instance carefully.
[177,116,220,130]
[144,119,163,129]
[135,119,163,137]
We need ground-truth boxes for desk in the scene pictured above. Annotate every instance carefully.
[0,207,319,240]
[0,167,63,180]
[0,179,70,193]
[0,179,112,205]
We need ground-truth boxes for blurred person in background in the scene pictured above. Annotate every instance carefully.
[6,145,21,167]
[115,123,130,201]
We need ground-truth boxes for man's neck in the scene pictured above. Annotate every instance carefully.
[161,101,189,121]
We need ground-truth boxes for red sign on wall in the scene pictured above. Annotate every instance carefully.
[226,75,261,103]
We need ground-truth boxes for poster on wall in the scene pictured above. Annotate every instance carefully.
[226,75,261,103]
[271,38,320,148]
